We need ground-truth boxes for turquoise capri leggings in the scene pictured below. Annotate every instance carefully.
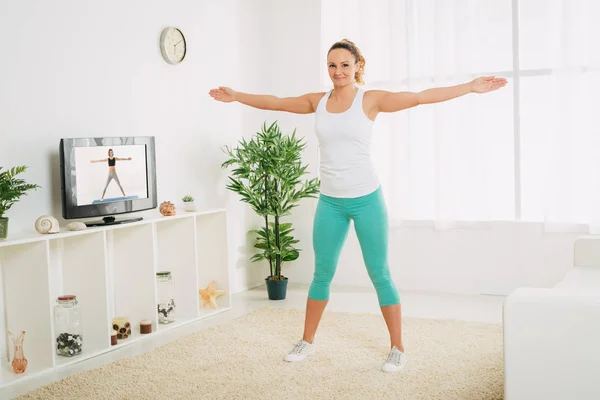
[308,186,400,307]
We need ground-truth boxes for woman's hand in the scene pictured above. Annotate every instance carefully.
[209,86,236,103]
[470,76,507,94]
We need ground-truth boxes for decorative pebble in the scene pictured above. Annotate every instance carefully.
[56,332,83,357]
[67,222,86,231]
[157,299,176,323]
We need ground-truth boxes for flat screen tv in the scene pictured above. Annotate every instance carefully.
[59,136,157,226]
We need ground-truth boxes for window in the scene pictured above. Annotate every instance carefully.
[321,0,600,228]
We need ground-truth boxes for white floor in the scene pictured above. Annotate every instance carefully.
[1,283,505,399]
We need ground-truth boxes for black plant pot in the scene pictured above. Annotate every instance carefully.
[265,276,288,300]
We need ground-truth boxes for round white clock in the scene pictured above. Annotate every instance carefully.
[159,27,186,65]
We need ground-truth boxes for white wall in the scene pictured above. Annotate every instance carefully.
[0,0,273,293]
[223,0,325,290]
[0,0,580,297]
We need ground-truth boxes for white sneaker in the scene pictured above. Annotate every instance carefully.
[382,346,407,372]
[284,339,315,362]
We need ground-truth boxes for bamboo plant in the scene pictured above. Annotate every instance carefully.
[221,121,320,281]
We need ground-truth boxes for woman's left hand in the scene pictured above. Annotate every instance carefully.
[470,76,507,93]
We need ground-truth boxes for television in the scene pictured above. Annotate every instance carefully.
[59,136,157,227]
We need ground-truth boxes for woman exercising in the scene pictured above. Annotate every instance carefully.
[209,39,506,372]
[90,149,132,200]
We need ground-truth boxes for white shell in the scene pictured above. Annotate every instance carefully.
[67,222,87,231]
[35,215,60,234]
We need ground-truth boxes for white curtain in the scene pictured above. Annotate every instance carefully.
[321,0,514,229]
[534,0,600,233]
[321,0,600,231]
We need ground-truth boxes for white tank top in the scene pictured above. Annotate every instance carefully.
[315,87,380,198]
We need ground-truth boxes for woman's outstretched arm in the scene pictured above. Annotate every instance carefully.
[90,158,108,163]
[372,76,507,113]
[209,86,324,114]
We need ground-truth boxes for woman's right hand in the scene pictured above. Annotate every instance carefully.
[209,86,236,103]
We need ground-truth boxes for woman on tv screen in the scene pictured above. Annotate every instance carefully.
[90,148,132,201]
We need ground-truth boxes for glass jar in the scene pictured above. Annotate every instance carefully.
[156,271,176,324]
[54,295,83,357]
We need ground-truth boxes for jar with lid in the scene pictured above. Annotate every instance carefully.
[156,271,176,324]
[54,295,83,357]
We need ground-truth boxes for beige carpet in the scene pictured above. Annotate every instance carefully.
[18,307,504,400]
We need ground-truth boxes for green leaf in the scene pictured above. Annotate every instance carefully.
[249,229,268,238]
[0,166,41,217]
[253,242,270,250]
[282,250,300,262]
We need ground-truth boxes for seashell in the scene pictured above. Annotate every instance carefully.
[35,215,60,234]
[159,201,176,216]
[67,222,87,231]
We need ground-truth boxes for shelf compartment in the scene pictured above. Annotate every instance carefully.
[155,217,198,331]
[106,223,156,342]
[196,211,230,312]
[47,232,110,367]
[0,241,53,378]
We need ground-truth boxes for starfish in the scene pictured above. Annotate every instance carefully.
[199,280,226,308]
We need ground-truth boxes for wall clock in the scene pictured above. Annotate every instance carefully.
[159,27,186,65]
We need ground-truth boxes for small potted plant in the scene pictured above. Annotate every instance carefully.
[0,166,40,240]
[182,195,196,212]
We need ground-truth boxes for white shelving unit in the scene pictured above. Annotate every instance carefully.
[0,209,230,389]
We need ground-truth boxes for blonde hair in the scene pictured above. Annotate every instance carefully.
[328,38,366,85]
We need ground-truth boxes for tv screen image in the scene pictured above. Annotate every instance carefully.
[74,145,148,206]
[60,137,157,226]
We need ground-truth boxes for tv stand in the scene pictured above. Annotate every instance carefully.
[85,216,143,227]
[0,209,230,390]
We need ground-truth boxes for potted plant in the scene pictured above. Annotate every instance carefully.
[182,195,196,212]
[0,166,40,240]
[221,121,320,300]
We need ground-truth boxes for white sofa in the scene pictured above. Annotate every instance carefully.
[503,235,600,400]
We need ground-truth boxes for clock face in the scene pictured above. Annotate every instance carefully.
[160,27,186,64]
